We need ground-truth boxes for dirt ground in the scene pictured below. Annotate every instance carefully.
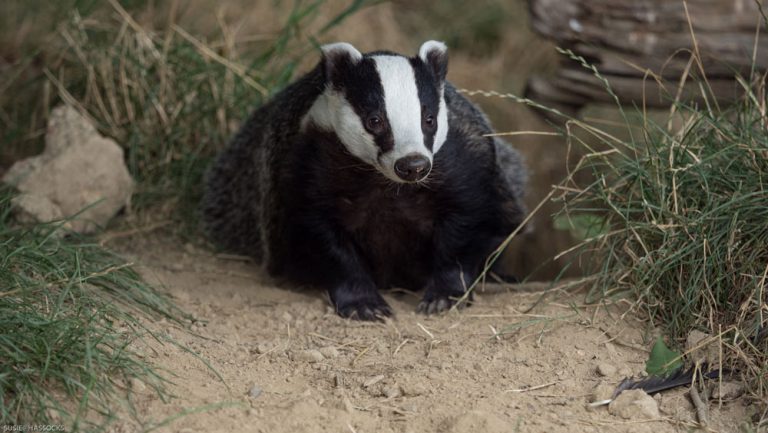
[104,235,753,433]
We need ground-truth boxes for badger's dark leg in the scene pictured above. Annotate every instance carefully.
[418,222,505,315]
[281,219,392,321]
[324,238,393,321]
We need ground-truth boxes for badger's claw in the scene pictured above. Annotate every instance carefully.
[335,297,393,322]
[417,291,471,315]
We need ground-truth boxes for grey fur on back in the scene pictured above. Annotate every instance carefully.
[201,65,325,260]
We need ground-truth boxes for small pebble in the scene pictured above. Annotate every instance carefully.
[294,349,324,363]
[319,346,340,359]
[130,377,147,393]
[249,384,262,399]
[255,343,272,354]
[383,385,401,399]
[596,362,617,377]
[363,374,385,388]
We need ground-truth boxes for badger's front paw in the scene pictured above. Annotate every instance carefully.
[330,281,392,321]
[417,275,473,315]
[336,296,393,321]
[417,290,472,315]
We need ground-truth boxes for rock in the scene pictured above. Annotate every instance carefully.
[609,389,661,420]
[2,105,133,233]
[596,362,617,377]
[710,381,744,400]
[248,384,263,398]
[590,381,615,404]
[11,194,64,224]
[293,349,324,363]
[129,377,147,393]
[686,330,718,365]
[319,346,340,359]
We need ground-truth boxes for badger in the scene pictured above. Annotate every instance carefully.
[201,40,527,321]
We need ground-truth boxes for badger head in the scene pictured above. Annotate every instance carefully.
[304,41,449,183]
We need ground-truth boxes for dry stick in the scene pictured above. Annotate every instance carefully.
[504,380,559,393]
[416,322,435,339]
[690,384,709,427]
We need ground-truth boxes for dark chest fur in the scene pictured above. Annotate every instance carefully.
[336,174,435,285]
[292,130,443,288]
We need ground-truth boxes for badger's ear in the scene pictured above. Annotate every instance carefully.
[418,40,448,82]
[321,42,363,85]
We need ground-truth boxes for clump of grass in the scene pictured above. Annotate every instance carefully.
[557,56,768,398]
[0,187,184,429]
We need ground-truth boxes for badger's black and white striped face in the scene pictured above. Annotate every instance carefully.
[303,41,449,183]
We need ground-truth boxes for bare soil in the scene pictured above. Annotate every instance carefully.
[106,236,752,433]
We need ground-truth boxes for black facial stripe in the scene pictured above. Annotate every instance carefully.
[331,56,394,153]
[410,57,441,152]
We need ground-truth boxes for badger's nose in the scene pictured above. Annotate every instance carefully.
[394,153,431,182]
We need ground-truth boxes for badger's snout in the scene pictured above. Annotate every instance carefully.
[394,153,431,182]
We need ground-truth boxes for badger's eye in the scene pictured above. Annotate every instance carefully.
[423,114,436,130]
[366,115,384,133]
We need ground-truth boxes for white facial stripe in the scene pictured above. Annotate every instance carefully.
[302,89,379,164]
[434,89,448,154]
[372,55,430,162]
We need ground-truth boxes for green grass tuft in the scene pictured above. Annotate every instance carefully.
[0,188,184,429]
[558,60,768,397]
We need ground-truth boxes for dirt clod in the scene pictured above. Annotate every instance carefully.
[293,349,324,363]
[596,362,617,377]
[318,346,340,359]
[686,330,718,365]
[710,381,744,400]
[590,381,616,404]
[383,385,400,399]
[609,389,661,420]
